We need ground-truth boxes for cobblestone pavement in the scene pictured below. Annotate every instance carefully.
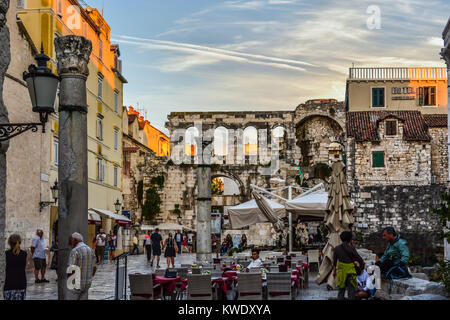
[26,253,336,300]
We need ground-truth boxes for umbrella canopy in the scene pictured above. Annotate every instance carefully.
[285,190,328,222]
[316,161,355,288]
[252,191,285,232]
[228,198,286,229]
[141,222,195,232]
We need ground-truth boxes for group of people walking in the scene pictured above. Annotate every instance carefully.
[92,229,117,263]
[142,229,194,268]
[4,230,96,300]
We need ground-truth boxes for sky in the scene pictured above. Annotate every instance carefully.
[84,0,450,135]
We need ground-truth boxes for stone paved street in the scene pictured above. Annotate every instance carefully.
[26,253,337,300]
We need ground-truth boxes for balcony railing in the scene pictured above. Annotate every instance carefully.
[348,67,447,81]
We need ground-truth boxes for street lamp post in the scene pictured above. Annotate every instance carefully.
[39,180,59,212]
[114,199,122,215]
[0,46,59,142]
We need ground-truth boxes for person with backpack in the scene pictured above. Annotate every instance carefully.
[375,227,411,279]
[332,231,365,300]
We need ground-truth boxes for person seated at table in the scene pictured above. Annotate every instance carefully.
[238,234,247,250]
[247,249,262,269]
[220,240,228,256]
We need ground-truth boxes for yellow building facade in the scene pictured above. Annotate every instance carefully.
[346,67,448,113]
[17,0,127,249]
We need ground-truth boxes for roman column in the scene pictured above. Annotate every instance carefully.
[442,18,450,260]
[196,140,212,264]
[0,0,10,300]
[54,35,92,300]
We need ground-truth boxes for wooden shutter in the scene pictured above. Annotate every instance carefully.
[385,120,397,136]
[418,87,424,106]
[372,88,384,107]
[373,151,384,167]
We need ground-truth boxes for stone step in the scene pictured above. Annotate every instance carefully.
[381,277,448,297]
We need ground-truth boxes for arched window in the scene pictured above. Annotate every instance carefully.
[214,126,228,156]
[185,127,199,156]
[243,126,258,155]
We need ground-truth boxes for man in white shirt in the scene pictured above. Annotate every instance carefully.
[247,249,263,269]
[31,229,48,283]
[95,229,106,264]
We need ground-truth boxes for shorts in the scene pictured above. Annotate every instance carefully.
[152,246,161,256]
[96,246,105,257]
[188,243,193,247]
[33,258,46,270]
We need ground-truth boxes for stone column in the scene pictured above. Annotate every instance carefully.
[0,0,10,300]
[197,164,212,263]
[442,18,450,260]
[54,35,92,300]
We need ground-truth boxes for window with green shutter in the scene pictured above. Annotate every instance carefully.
[372,88,385,108]
[372,151,384,167]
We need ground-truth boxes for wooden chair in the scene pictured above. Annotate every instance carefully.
[129,273,161,300]
[237,273,263,300]
[266,272,292,300]
[187,274,212,300]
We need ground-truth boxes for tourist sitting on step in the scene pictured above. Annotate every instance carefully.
[375,227,412,280]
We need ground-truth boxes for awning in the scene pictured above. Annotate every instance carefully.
[90,208,132,227]
[285,190,328,222]
[88,210,102,226]
[227,197,285,229]
[141,222,195,232]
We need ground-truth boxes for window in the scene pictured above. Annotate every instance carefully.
[99,39,103,62]
[96,116,103,141]
[17,0,26,9]
[372,88,385,108]
[113,166,118,187]
[114,129,119,151]
[114,91,119,114]
[53,138,59,166]
[97,158,105,182]
[372,151,385,167]
[57,0,62,16]
[418,86,436,106]
[385,120,397,136]
[97,75,103,100]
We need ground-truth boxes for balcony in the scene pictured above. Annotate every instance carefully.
[348,67,447,81]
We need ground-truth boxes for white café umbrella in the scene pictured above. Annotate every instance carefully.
[228,198,286,229]
[285,190,328,222]
[252,191,285,232]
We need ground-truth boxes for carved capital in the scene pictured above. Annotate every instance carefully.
[441,47,450,67]
[54,36,92,76]
[0,0,9,28]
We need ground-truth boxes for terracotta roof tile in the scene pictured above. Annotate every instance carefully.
[423,114,447,127]
[347,111,431,142]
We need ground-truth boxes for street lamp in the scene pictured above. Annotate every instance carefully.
[40,180,58,212]
[0,46,59,142]
[114,199,122,214]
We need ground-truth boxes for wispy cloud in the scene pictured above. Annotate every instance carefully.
[113,35,315,72]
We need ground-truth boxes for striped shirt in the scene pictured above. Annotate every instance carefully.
[68,242,95,291]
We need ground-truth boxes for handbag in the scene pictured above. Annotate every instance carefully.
[165,270,177,278]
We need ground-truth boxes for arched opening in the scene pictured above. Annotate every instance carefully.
[295,115,344,166]
[243,126,258,155]
[272,126,286,151]
[214,126,228,156]
[185,127,200,156]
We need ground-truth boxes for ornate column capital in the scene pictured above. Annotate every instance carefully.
[54,36,92,76]
[441,47,450,67]
[0,0,9,29]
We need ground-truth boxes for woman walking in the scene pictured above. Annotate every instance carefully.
[108,231,117,262]
[4,234,27,300]
[163,233,176,268]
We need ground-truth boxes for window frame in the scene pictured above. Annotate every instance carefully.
[114,91,119,114]
[371,87,386,108]
[96,116,104,141]
[114,128,119,151]
[113,166,118,187]
[418,86,437,107]
[372,151,385,168]
[385,120,397,136]
[97,74,103,100]
[53,137,59,166]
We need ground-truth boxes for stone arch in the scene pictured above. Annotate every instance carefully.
[243,126,258,156]
[211,170,246,199]
[295,115,345,166]
[213,126,229,156]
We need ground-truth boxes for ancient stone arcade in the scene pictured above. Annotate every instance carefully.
[139,100,347,246]
[136,99,448,259]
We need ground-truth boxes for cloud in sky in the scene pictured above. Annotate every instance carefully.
[90,0,450,134]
